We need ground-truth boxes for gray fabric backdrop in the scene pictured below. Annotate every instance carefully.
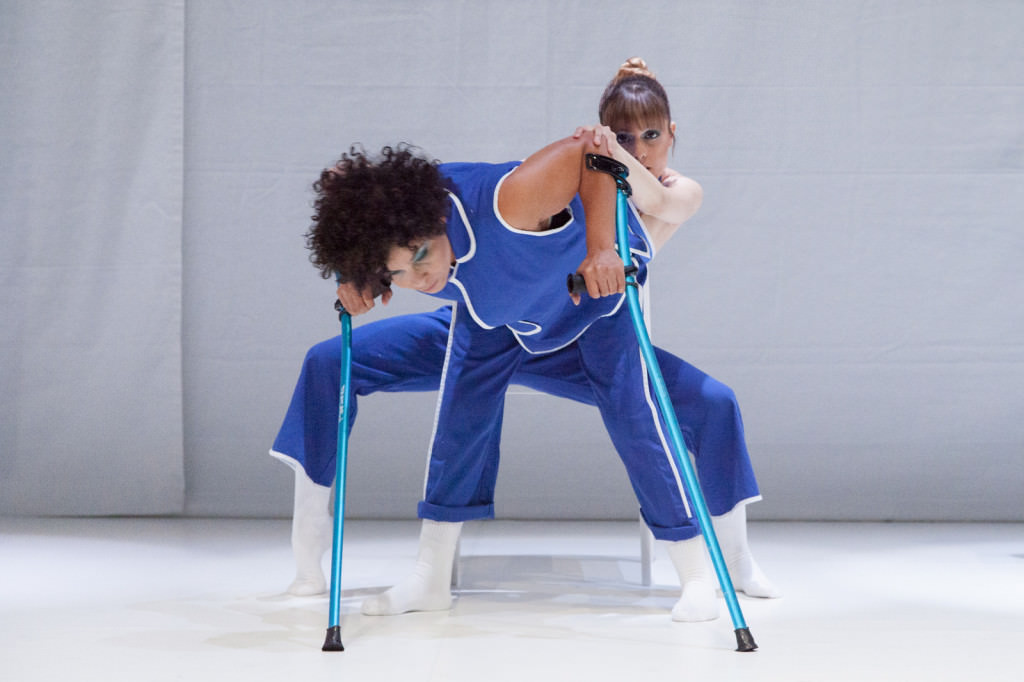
[2,1,1021,521]
[1,1,185,514]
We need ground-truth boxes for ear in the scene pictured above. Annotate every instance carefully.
[669,121,677,138]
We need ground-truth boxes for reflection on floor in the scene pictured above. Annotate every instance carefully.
[1,517,1021,681]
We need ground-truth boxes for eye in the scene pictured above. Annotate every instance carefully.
[615,132,635,146]
[642,129,661,141]
[412,241,430,264]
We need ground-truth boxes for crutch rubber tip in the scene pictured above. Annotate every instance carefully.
[322,626,345,652]
[734,627,757,652]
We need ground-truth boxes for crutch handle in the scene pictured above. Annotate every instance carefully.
[334,275,392,314]
[566,264,638,296]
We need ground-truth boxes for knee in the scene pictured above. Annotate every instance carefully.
[702,378,741,422]
[303,337,341,374]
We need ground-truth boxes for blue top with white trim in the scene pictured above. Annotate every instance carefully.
[427,160,653,354]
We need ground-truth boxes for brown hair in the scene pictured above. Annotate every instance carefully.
[597,57,672,132]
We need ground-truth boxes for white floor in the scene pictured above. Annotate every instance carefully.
[1,517,1021,682]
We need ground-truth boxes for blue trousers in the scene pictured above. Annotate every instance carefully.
[271,305,759,540]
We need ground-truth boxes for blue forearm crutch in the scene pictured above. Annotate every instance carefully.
[576,154,757,652]
[322,296,352,652]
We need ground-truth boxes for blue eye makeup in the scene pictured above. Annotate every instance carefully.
[412,241,430,264]
[616,129,661,147]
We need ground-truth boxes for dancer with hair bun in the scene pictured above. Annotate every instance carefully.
[271,58,778,623]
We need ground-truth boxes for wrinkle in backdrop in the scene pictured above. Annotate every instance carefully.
[0,1,185,514]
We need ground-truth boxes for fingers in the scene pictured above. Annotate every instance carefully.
[612,267,625,294]
[583,269,625,298]
[573,125,597,140]
[336,282,376,315]
[572,124,614,153]
[574,249,628,301]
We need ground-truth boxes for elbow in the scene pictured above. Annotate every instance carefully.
[674,179,703,224]
[650,178,702,226]
[691,182,704,215]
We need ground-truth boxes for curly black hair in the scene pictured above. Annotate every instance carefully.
[305,144,450,290]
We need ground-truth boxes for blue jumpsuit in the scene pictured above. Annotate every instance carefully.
[271,162,760,541]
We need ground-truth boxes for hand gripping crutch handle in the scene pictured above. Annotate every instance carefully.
[566,264,638,296]
[566,154,637,296]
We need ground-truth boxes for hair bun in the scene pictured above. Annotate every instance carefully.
[616,56,655,81]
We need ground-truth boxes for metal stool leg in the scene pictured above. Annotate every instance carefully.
[639,514,654,586]
[451,537,462,588]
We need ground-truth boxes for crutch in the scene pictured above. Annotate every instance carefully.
[570,154,757,652]
[322,294,352,652]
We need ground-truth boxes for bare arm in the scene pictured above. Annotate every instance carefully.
[497,135,625,301]
[573,125,703,250]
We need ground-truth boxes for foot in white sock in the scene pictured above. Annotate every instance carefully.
[726,553,780,599]
[672,580,718,622]
[712,504,781,599]
[665,537,720,622]
[288,573,327,597]
[286,466,332,596]
[362,520,462,616]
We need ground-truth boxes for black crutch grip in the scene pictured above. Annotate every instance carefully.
[566,264,638,296]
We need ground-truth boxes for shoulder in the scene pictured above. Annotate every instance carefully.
[440,160,520,184]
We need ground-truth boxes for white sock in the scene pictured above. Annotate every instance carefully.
[361,519,462,616]
[286,467,332,596]
[712,504,780,599]
[664,537,719,622]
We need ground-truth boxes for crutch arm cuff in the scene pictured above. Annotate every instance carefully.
[585,153,632,196]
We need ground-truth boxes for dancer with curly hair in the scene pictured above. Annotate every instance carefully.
[272,59,778,621]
